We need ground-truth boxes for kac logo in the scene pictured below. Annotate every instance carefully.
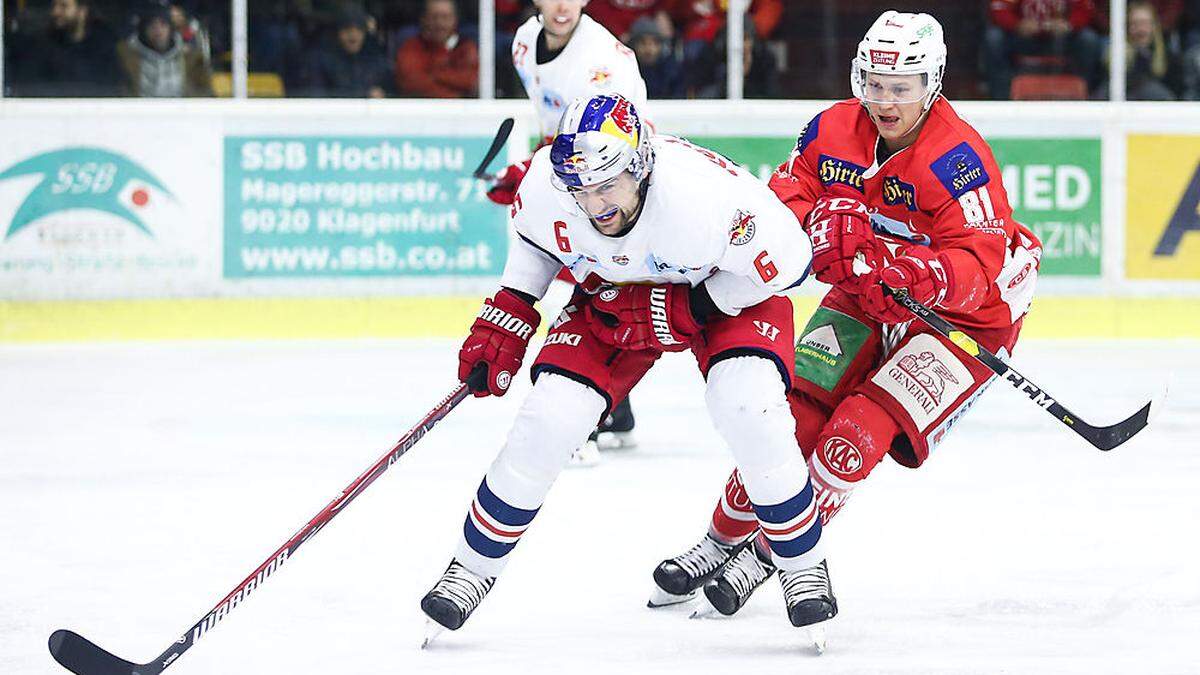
[0,147,173,239]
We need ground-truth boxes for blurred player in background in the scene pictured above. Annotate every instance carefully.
[488,0,652,463]
[421,94,835,645]
[648,10,1043,618]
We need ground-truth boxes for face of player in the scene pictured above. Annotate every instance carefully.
[569,171,642,236]
[862,73,929,150]
[537,0,587,41]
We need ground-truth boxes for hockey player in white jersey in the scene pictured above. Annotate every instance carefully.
[488,0,652,462]
[487,0,648,207]
[420,94,836,643]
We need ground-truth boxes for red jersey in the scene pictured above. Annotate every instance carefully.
[769,97,1041,331]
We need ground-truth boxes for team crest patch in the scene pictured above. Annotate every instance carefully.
[818,154,866,193]
[794,308,872,392]
[729,209,756,245]
[611,255,629,265]
[931,142,990,199]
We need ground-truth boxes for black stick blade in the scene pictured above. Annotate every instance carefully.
[472,117,514,179]
[1089,398,1155,451]
[49,630,142,675]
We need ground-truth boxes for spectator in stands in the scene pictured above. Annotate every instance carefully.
[675,0,783,44]
[117,2,213,97]
[983,0,1103,99]
[170,2,212,65]
[11,0,123,96]
[1095,0,1183,99]
[1182,0,1200,97]
[688,19,779,99]
[628,15,683,98]
[395,0,479,97]
[586,0,675,42]
[302,7,391,97]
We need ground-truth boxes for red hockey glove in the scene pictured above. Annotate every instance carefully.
[458,289,541,397]
[485,159,532,206]
[805,191,884,294]
[586,284,700,352]
[860,246,950,325]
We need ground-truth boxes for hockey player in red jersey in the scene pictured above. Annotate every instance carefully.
[648,10,1043,617]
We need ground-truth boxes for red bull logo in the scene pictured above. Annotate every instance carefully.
[600,98,639,148]
[561,153,588,174]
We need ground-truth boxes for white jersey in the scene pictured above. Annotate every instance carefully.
[512,15,649,140]
[501,135,814,315]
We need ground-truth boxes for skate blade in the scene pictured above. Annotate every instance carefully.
[646,586,697,608]
[595,431,637,451]
[689,599,719,619]
[807,625,827,654]
[420,620,446,649]
[567,440,602,468]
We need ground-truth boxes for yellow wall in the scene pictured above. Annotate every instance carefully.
[3,295,1198,342]
[1126,135,1200,280]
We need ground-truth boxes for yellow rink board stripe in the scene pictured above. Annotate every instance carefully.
[2,296,1200,342]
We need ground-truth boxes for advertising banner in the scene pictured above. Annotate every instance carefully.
[0,122,217,300]
[693,136,1102,277]
[223,136,507,278]
[990,138,1101,277]
[1126,134,1200,280]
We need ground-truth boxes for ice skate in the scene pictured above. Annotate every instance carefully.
[568,436,602,467]
[648,534,741,608]
[699,540,777,617]
[594,397,637,450]
[779,559,837,653]
[419,560,495,644]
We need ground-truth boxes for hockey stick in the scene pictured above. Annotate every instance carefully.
[472,117,515,180]
[49,380,474,675]
[884,284,1160,451]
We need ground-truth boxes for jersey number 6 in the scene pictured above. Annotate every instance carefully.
[554,220,572,253]
[754,251,778,282]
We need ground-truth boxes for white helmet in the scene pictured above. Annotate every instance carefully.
[550,94,654,191]
[851,11,946,110]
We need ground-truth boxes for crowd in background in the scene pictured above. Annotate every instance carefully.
[4,0,1200,100]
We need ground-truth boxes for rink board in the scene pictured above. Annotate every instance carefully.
[3,100,1200,342]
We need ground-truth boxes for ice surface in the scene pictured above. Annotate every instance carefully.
[2,337,1198,674]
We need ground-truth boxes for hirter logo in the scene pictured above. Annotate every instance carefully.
[870,50,899,66]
